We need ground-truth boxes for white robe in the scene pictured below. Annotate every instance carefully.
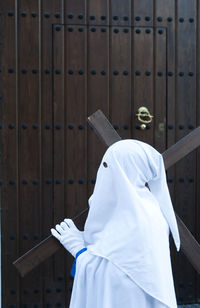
[69,139,180,308]
[69,250,171,308]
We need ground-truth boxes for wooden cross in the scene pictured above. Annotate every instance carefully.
[13,110,200,277]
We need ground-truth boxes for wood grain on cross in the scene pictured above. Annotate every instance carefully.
[13,110,200,277]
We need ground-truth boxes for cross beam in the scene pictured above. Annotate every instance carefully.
[13,110,200,277]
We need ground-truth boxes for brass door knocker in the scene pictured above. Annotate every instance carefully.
[136,107,154,130]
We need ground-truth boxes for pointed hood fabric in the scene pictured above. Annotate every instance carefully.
[84,139,180,308]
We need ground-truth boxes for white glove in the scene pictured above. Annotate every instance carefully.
[51,218,85,257]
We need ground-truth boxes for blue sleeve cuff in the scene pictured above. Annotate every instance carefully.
[70,248,87,278]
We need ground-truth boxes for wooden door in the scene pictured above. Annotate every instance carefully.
[1,0,200,307]
[53,23,167,305]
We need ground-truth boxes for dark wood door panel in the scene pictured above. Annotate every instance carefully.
[53,24,167,305]
[1,0,199,306]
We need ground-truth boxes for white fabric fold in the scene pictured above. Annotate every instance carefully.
[142,145,180,251]
[70,250,169,308]
[83,139,180,308]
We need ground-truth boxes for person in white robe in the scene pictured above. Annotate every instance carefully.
[51,139,180,308]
